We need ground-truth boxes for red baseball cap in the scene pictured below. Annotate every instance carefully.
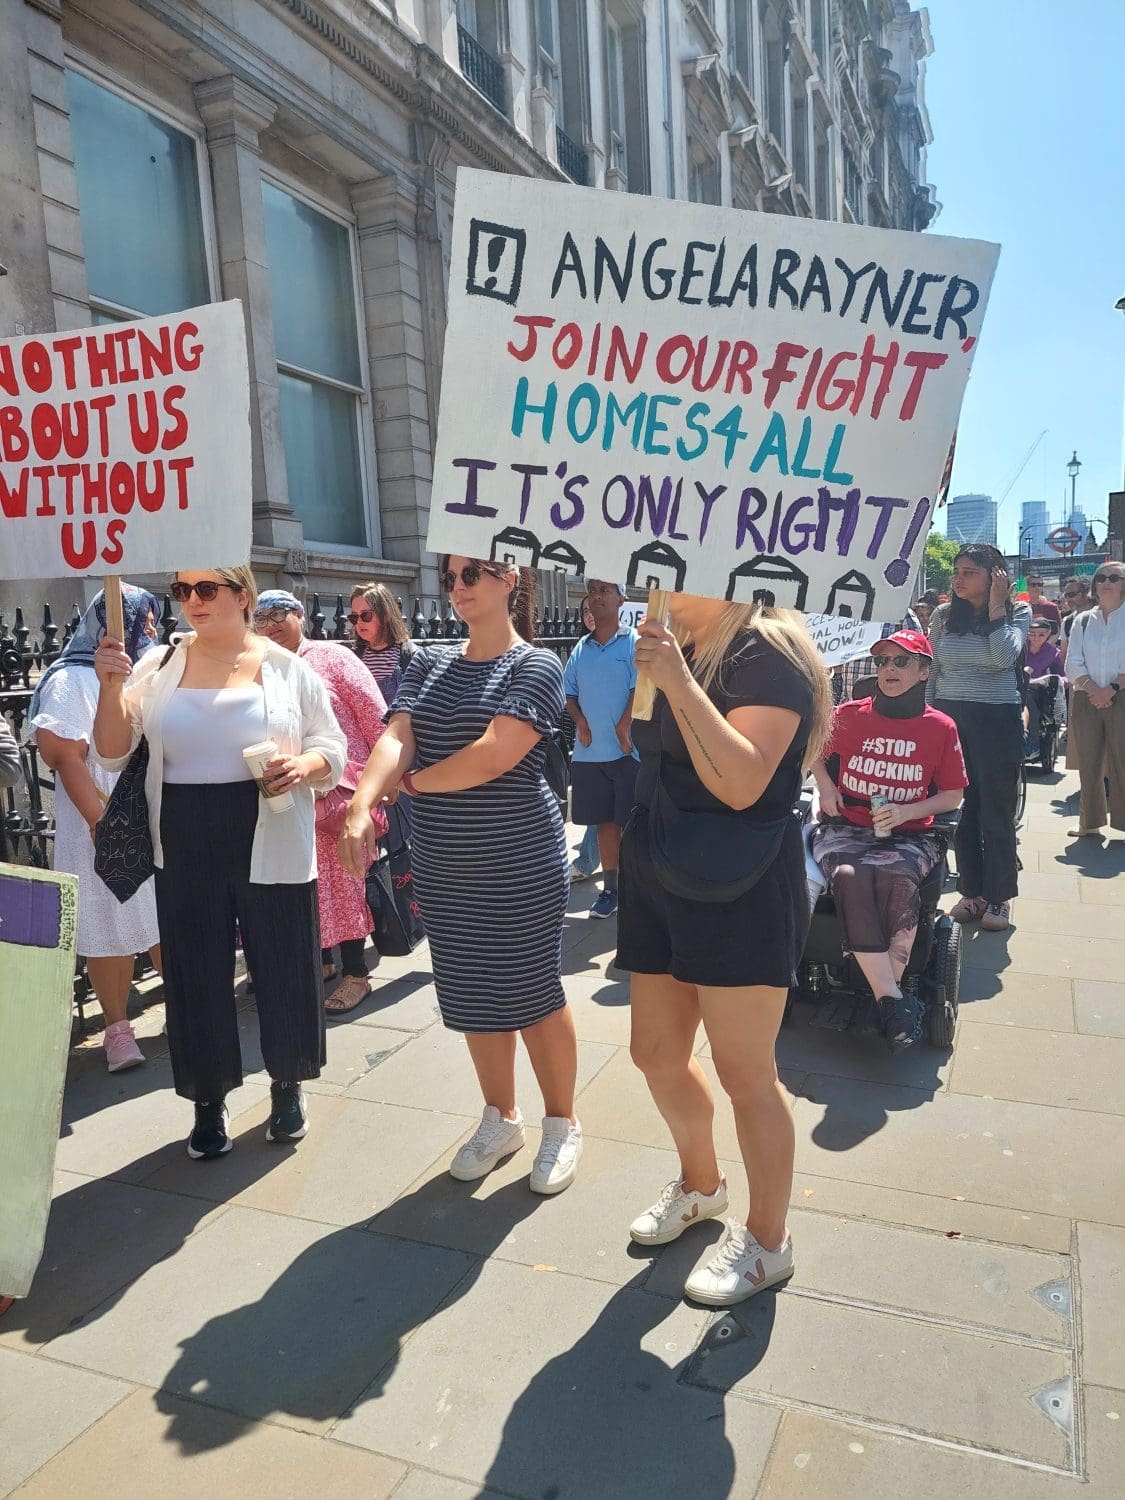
[872,629,933,661]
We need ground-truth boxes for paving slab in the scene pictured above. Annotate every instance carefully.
[0,1346,130,1497]
[387,1472,508,1500]
[778,1009,952,1091]
[793,1074,1125,1224]
[960,926,1125,982]
[1078,873,1125,905]
[0,1172,227,1353]
[55,1062,269,1183]
[341,969,444,1032]
[956,970,1076,1031]
[1077,1222,1125,1388]
[11,1386,406,1500]
[1073,979,1125,1038]
[951,1022,1125,1113]
[559,973,633,1046]
[686,1288,1073,1467]
[785,1173,1071,1254]
[139,1096,469,1228]
[756,1393,1125,1498]
[347,1023,615,1119]
[227,1009,420,1096]
[649,1209,1071,1343]
[332,1259,779,1498]
[41,1206,475,1435]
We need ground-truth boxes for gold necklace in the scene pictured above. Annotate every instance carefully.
[192,639,255,668]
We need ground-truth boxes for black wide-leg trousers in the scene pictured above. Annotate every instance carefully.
[155,781,326,1103]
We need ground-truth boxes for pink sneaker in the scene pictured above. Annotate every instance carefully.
[104,1020,145,1073]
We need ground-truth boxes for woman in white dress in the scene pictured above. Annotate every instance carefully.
[30,586,162,1072]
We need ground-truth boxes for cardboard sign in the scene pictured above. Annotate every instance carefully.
[0,863,77,1298]
[805,612,887,667]
[428,171,999,619]
[0,301,251,580]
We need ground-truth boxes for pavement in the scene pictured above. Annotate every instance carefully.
[2,766,1124,1499]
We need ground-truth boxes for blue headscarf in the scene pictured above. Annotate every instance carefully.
[28,583,161,722]
[255,589,304,616]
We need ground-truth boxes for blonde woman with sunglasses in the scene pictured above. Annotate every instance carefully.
[93,567,346,1160]
[1066,565,1125,839]
[340,556,582,1196]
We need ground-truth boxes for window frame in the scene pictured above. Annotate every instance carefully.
[259,169,380,557]
[63,54,220,323]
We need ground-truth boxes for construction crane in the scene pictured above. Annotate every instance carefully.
[996,428,1048,514]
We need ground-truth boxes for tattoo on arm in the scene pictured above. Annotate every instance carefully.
[678,708,723,778]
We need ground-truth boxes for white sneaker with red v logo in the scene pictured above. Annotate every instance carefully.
[684,1221,794,1306]
[629,1177,728,1246]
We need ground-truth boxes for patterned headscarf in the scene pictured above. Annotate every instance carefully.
[28,583,161,721]
[255,588,304,617]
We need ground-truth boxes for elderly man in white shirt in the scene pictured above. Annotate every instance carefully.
[1065,563,1125,839]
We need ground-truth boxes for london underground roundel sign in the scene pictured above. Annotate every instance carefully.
[1046,526,1082,555]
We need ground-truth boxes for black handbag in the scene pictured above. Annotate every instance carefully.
[93,737,155,903]
[364,802,425,956]
[92,645,174,904]
[647,732,790,903]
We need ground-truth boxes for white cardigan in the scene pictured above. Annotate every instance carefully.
[94,635,346,884]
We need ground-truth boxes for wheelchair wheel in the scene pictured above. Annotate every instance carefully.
[927,919,962,1048]
[1015,763,1028,827]
[1040,722,1058,775]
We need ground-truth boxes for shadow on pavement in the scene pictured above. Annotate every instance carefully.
[801,1058,946,1150]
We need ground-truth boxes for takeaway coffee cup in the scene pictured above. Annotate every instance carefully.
[242,740,295,813]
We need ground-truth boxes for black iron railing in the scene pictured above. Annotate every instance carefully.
[555,124,589,185]
[458,24,506,113]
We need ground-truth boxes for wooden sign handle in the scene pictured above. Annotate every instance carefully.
[630,587,670,722]
[102,576,124,644]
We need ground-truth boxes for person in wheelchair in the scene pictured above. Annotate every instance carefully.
[809,631,967,1051]
[1023,619,1066,759]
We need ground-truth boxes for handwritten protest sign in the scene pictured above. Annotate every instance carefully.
[805,612,887,667]
[0,300,250,581]
[428,171,998,621]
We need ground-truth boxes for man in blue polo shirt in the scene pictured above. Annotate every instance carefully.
[563,580,639,919]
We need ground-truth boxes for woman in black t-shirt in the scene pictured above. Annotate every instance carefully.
[619,596,831,1309]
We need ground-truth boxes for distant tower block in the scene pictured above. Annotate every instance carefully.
[627,541,687,594]
[826,569,876,620]
[490,527,541,569]
[726,556,809,611]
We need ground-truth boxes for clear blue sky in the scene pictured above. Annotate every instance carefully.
[923,0,1125,552]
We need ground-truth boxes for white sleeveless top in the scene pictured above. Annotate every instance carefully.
[162,686,268,783]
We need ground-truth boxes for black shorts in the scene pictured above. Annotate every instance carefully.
[571,756,640,827]
[615,808,809,989]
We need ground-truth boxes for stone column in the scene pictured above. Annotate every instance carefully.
[351,174,436,592]
[194,76,302,556]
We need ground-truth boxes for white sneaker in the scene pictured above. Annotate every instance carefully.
[530,1116,583,1195]
[449,1105,525,1181]
[629,1176,728,1246]
[684,1221,794,1306]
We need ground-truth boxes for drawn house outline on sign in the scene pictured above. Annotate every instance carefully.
[825,569,876,620]
[726,556,809,610]
[490,526,541,568]
[627,541,687,593]
[540,540,586,576]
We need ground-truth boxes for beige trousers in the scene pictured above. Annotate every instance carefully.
[1070,689,1125,833]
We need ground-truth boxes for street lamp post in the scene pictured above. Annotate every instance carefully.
[1018,524,1033,563]
[1067,450,1082,519]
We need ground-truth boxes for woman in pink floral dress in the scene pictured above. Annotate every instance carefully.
[254,590,386,1014]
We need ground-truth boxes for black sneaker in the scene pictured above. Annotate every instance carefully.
[266,1081,308,1143]
[187,1100,232,1159]
[881,988,922,1053]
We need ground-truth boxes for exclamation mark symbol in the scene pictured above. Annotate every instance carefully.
[883,497,930,587]
[484,236,506,293]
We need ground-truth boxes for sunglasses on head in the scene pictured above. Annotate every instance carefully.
[441,562,504,592]
[873,653,919,670]
[347,608,375,625]
[1094,573,1125,585]
[253,606,292,628]
[171,580,240,602]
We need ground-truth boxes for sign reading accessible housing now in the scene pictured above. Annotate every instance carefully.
[429,170,998,620]
[0,300,251,580]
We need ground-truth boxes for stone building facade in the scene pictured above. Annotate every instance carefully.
[0,0,937,614]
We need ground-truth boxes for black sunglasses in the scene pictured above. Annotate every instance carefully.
[171,580,241,602]
[1062,590,1082,599]
[1094,573,1125,585]
[873,653,921,670]
[347,608,375,624]
[441,563,504,592]
[253,606,292,628]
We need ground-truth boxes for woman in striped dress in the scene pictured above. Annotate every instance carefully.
[339,557,581,1195]
[349,582,417,708]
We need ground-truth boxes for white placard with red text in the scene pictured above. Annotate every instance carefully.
[0,300,251,580]
[428,170,999,620]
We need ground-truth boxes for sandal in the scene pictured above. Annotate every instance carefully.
[325,975,370,1016]
[322,962,338,982]
[950,895,987,924]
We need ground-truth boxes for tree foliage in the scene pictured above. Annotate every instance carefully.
[922,531,959,595]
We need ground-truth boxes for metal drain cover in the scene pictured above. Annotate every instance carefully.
[1031,1377,1074,1435]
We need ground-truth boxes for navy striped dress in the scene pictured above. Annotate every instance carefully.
[391,644,568,1032]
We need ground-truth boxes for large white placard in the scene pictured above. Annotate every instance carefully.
[0,300,251,580]
[428,171,998,618]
